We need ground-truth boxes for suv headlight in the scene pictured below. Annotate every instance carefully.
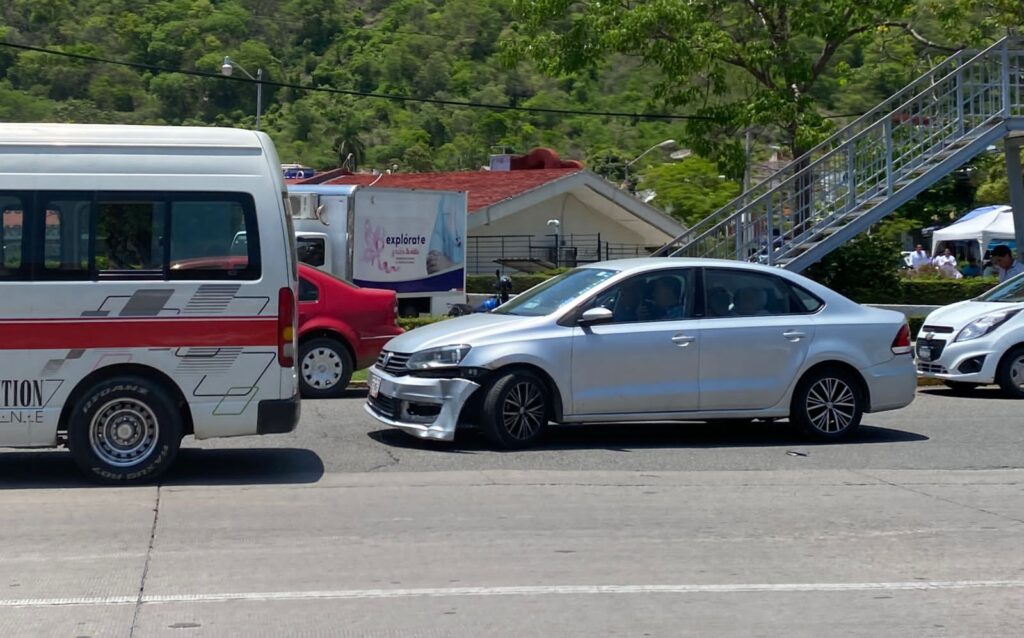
[955,310,1021,342]
[406,345,472,369]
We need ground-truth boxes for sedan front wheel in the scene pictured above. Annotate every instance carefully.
[791,367,864,440]
[480,370,549,449]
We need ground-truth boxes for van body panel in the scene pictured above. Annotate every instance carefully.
[0,124,299,450]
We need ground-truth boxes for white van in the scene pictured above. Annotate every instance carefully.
[0,124,300,482]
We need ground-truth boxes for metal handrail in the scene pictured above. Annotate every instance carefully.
[655,37,1012,255]
[659,37,1018,265]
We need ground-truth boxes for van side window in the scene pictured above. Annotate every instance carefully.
[297,236,326,267]
[168,196,259,280]
[95,199,165,273]
[0,194,27,280]
[41,195,91,278]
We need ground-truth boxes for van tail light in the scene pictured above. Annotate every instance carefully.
[891,323,912,355]
[278,287,296,367]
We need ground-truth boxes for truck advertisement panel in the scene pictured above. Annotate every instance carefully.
[352,189,467,294]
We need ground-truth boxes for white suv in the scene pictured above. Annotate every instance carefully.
[916,274,1024,396]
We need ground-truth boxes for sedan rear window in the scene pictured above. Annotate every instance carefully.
[493,268,617,317]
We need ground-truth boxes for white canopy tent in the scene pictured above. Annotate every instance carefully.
[931,205,1016,260]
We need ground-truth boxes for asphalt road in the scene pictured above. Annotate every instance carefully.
[0,388,1022,637]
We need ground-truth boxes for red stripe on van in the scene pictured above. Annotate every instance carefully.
[0,318,278,350]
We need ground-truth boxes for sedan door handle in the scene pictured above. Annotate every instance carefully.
[783,330,806,341]
[671,334,696,347]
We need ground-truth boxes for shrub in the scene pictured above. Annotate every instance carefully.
[397,315,450,331]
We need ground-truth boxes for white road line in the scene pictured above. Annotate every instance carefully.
[3,580,1024,609]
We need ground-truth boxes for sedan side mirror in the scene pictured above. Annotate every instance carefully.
[579,307,614,326]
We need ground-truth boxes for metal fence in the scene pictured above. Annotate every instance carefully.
[466,233,654,273]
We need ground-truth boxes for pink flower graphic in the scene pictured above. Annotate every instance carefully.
[362,220,398,273]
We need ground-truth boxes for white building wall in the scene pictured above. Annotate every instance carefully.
[470,193,650,245]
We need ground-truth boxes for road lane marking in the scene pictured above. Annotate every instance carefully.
[3,580,1024,608]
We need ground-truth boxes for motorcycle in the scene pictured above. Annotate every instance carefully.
[449,270,512,316]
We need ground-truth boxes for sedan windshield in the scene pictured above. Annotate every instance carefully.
[975,273,1024,303]
[493,268,617,316]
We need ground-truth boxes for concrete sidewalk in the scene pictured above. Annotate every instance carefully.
[1,469,1022,637]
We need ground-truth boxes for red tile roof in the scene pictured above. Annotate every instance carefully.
[312,169,584,213]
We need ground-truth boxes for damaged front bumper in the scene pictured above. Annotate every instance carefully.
[363,367,480,442]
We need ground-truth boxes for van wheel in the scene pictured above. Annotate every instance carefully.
[299,338,353,399]
[996,346,1024,398]
[67,376,182,484]
[480,370,549,449]
[790,367,863,440]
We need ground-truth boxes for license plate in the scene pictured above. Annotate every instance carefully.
[918,346,932,361]
[368,373,382,398]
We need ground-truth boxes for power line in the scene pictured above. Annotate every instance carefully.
[0,40,715,121]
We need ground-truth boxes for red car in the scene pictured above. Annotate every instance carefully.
[297,264,403,398]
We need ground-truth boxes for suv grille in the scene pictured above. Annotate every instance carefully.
[918,362,948,374]
[921,325,954,334]
[376,350,411,376]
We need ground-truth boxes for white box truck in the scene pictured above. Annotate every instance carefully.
[287,184,468,316]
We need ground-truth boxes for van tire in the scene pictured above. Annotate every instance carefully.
[298,337,353,398]
[67,376,182,484]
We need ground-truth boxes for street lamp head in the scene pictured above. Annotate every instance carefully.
[657,139,676,149]
[220,56,234,77]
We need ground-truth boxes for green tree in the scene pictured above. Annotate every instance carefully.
[505,0,953,165]
[637,158,740,227]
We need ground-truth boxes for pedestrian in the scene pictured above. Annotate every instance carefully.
[989,244,1024,282]
[932,248,960,278]
[910,244,930,270]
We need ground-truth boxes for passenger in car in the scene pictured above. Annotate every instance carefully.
[734,287,769,316]
[707,287,733,317]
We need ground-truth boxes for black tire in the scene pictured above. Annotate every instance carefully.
[996,346,1024,399]
[944,380,981,394]
[67,376,182,484]
[480,370,550,449]
[790,367,864,440]
[298,337,354,399]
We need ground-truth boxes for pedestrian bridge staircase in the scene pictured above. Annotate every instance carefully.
[654,37,1024,271]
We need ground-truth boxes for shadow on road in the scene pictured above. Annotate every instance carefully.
[0,447,325,489]
[368,421,928,454]
[919,387,1011,400]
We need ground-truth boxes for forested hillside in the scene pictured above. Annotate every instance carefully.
[0,1,1017,225]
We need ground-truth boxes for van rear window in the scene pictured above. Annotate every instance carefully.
[0,191,260,281]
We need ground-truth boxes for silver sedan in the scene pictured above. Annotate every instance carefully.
[366,258,916,448]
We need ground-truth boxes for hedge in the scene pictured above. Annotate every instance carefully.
[858,277,998,305]
[397,315,451,331]
[467,274,553,294]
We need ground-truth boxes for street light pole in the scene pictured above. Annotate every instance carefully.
[623,139,676,191]
[221,56,263,131]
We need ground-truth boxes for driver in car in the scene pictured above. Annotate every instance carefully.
[637,276,684,321]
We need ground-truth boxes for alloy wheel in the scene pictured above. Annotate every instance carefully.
[501,381,546,441]
[804,377,856,434]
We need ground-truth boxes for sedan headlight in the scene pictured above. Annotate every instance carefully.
[406,345,472,369]
[955,310,1021,342]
